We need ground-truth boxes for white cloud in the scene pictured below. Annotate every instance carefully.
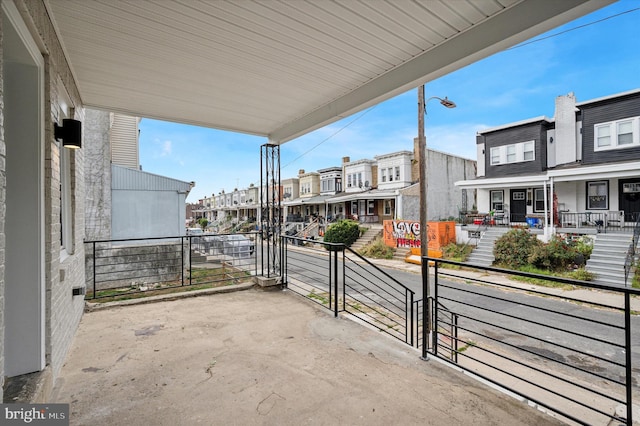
[160,140,172,156]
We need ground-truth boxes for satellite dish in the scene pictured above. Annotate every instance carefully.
[364,180,369,187]
[359,182,363,188]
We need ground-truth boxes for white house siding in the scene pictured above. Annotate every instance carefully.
[110,113,139,169]
[0,0,87,401]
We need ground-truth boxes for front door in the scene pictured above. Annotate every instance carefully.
[511,189,527,223]
[619,178,640,222]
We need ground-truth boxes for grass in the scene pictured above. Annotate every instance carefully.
[495,264,592,289]
[358,236,394,259]
[307,290,329,305]
[87,266,251,303]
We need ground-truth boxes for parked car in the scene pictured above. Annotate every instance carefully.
[209,234,255,257]
[186,228,207,249]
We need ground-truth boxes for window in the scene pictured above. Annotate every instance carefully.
[60,105,76,257]
[596,125,611,148]
[506,145,516,163]
[347,174,352,188]
[618,120,633,145]
[490,147,500,165]
[490,190,503,212]
[586,180,608,210]
[523,142,534,161]
[384,200,393,216]
[357,172,363,187]
[351,201,358,216]
[367,200,375,215]
[490,141,536,165]
[387,167,393,181]
[534,188,547,212]
[395,166,400,181]
[512,192,525,201]
[381,169,387,182]
[594,117,639,151]
[60,146,73,255]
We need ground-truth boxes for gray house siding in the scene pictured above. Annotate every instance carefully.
[480,122,549,178]
[111,165,192,239]
[581,92,640,165]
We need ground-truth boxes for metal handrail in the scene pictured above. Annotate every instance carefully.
[424,257,638,425]
[624,213,640,285]
[85,232,258,300]
[282,235,415,345]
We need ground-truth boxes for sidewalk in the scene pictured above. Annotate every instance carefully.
[368,257,640,312]
[51,289,565,425]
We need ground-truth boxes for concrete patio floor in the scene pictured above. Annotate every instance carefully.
[51,288,566,425]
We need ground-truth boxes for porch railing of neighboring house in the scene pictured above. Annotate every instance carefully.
[624,213,640,285]
[84,233,257,300]
[422,258,639,426]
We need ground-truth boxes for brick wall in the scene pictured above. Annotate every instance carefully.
[14,0,86,383]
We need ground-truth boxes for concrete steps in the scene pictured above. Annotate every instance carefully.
[350,224,383,251]
[586,233,635,287]
[392,247,411,262]
[466,227,510,267]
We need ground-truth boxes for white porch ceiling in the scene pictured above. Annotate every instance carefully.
[46,0,613,143]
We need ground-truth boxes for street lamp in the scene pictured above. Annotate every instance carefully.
[418,85,456,359]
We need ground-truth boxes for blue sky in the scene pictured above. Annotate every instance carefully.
[139,1,640,203]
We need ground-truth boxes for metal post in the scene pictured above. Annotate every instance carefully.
[625,291,633,424]
[188,236,192,286]
[181,236,185,286]
[433,260,439,354]
[92,242,97,299]
[333,248,339,317]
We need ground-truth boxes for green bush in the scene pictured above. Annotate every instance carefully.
[528,235,576,270]
[494,228,542,269]
[358,236,394,259]
[323,219,360,250]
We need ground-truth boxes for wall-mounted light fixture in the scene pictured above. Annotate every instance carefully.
[54,118,82,149]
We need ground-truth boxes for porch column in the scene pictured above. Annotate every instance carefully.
[543,179,549,240]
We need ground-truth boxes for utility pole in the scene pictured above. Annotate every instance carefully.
[418,85,429,360]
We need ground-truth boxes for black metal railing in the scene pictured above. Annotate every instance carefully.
[342,246,414,345]
[624,213,640,285]
[281,235,415,345]
[423,258,639,426]
[280,236,341,316]
[85,233,257,300]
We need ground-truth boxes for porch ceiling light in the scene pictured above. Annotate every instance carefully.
[55,118,82,149]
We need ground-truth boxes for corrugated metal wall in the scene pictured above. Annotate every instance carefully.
[112,165,192,192]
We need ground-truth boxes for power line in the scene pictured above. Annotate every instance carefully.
[283,7,639,168]
[507,7,639,50]
[282,104,377,169]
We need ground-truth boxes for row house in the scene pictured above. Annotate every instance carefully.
[207,140,476,237]
[456,89,640,236]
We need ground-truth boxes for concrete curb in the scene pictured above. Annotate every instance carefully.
[84,282,256,312]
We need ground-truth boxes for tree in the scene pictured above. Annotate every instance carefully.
[197,218,209,230]
[323,220,360,250]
